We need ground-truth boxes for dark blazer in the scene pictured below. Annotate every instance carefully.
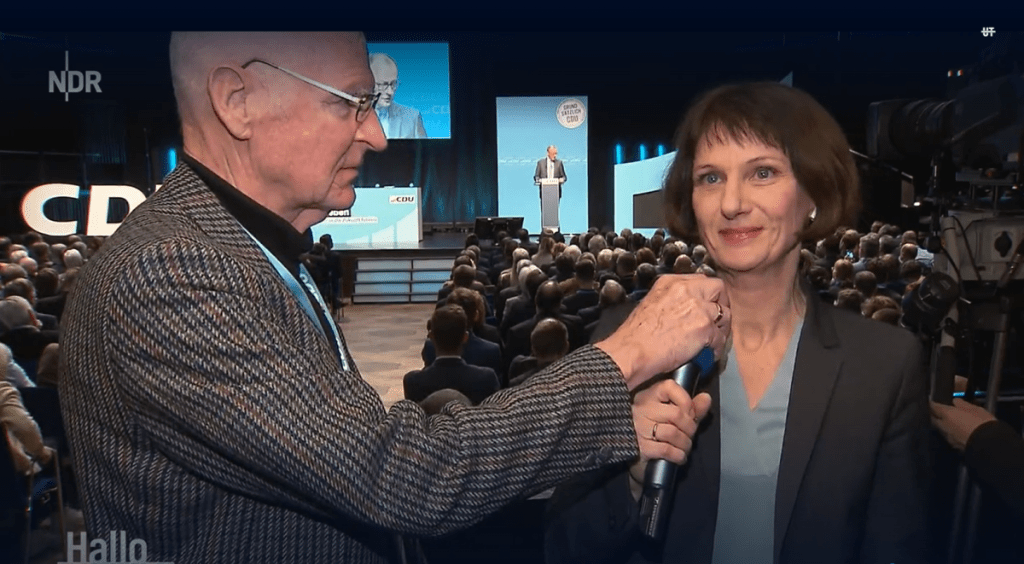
[499,295,535,338]
[534,157,567,198]
[563,289,599,316]
[421,332,503,384]
[403,357,500,405]
[547,291,930,564]
[58,164,641,564]
[505,313,586,369]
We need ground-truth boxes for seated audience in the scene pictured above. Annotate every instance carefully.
[1,379,53,475]
[531,235,556,271]
[658,243,682,276]
[499,266,548,339]
[495,257,531,326]
[504,281,585,371]
[583,280,631,342]
[509,318,570,386]
[0,296,60,378]
[34,343,60,389]
[673,254,695,274]
[854,270,878,298]
[629,263,657,302]
[872,308,901,326]
[2,342,33,388]
[404,305,499,405]
[835,286,866,315]
[562,260,599,315]
[861,295,900,319]
[422,288,503,385]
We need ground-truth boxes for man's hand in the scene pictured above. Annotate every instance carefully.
[596,274,730,390]
[930,398,996,452]
[628,380,712,500]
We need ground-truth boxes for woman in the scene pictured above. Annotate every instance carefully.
[532,234,557,271]
[546,82,929,564]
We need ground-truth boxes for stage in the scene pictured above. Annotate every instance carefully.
[332,231,469,304]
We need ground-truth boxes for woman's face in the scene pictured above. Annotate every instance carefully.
[690,134,814,276]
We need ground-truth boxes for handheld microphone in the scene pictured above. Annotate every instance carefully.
[638,346,716,540]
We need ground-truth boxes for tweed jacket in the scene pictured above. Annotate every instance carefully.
[58,163,638,564]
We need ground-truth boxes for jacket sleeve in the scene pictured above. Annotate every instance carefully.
[858,337,931,564]
[965,419,1024,519]
[545,464,642,564]
[104,240,639,537]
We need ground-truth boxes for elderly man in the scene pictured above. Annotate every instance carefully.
[369,52,426,139]
[59,32,730,564]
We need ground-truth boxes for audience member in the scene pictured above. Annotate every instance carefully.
[1,379,53,475]
[422,288,503,385]
[658,243,682,275]
[854,270,878,298]
[562,260,599,315]
[673,254,695,274]
[508,317,565,385]
[1,342,33,388]
[630,263,657,302]
[835,287,866,314]
[404,305,499,405]
[34,343,60,388]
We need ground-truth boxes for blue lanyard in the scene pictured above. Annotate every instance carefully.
[241,227,350,371]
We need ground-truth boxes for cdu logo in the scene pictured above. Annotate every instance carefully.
[48,50,102,102]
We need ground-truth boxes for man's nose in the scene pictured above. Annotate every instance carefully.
[359,111,388,152]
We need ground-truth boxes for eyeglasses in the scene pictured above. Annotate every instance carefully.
[242,58,380,122]
[375,80,399,91]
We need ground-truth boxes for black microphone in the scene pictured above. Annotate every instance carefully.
[638,346,716,540]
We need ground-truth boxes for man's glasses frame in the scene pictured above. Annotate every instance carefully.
[241,58,380,122]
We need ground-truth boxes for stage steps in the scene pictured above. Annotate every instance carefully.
[353,255,453,304]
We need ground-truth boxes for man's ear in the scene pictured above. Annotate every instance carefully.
[208,65,253,140]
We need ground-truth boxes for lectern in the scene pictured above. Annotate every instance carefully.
[539,178,561,231]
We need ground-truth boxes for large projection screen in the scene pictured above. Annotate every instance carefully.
[613,151,675,237]
[496,96,588,235]
[365,42,451,139]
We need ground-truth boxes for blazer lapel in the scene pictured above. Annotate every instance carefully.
[773,292,842,564]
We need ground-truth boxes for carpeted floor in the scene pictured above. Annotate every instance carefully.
[338,302,435,409]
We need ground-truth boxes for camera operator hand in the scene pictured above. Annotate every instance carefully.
[930,398,996,452]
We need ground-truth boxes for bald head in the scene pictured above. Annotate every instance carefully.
[167,32,386,233]
[368,53,398,109]
[170,32,367,131]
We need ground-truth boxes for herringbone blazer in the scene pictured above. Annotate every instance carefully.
[58,164,639,564]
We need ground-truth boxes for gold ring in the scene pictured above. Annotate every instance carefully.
[651,423,659,442]
[714,302,724,324]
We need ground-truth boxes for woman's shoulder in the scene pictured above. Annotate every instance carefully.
[816,302,922,362]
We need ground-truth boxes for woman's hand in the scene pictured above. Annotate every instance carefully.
[628,379,713,500]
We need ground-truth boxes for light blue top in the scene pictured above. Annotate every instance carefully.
[712,320,803,564]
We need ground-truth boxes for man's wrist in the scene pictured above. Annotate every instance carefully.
[595,337,639,390]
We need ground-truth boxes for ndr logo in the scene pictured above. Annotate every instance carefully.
[49,51,102,102]
[389,195,416,204]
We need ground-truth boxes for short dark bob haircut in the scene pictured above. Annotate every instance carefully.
[664,82,860,243]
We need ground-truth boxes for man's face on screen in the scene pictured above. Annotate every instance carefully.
[370,58,399,109]
[548,147,558,160]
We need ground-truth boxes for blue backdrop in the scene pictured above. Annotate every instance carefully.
[496,96,588,235]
